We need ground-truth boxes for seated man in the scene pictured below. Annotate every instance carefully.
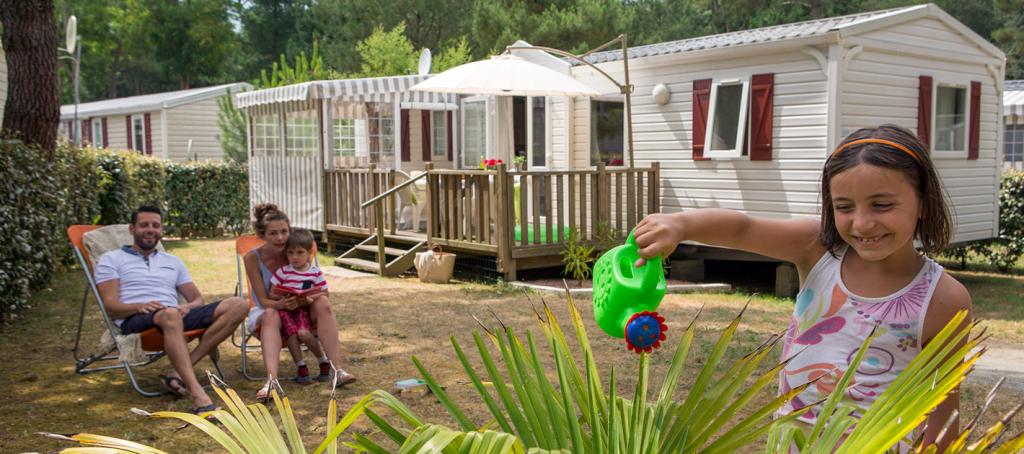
[95,205,247,412]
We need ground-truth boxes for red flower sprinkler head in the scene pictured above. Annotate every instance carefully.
[624,310,668,354]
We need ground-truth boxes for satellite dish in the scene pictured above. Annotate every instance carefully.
[418,48,432,75]
[65,15,77,53]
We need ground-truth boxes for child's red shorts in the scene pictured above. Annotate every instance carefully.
[279,307,312,338]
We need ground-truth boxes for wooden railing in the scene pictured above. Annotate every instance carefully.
[322,166,400,235]
[424,163,661,263]
[324,163,662,276]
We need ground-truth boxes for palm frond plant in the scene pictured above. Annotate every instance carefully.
[43,294,1023,453]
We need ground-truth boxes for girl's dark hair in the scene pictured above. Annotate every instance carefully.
[820,124,952,254]
[253,203,289,236]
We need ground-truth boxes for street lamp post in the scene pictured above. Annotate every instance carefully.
[58,16,80,145]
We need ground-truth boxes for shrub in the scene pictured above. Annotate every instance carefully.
[942,171,1024,273]
[561,227,595,284]
[165,161,249,237]
[0,139,248,320]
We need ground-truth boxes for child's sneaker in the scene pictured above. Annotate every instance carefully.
[316,361,331,382]
[295,365,312,384]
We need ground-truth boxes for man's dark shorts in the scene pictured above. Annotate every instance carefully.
[121,301,221,335]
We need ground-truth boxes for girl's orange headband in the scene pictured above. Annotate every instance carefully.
[829,138,921,164]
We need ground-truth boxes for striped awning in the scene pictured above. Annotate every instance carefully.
[235,75,457,112]
[1006,87,1024,118]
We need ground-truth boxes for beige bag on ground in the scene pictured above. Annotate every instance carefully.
[414,245,455,284]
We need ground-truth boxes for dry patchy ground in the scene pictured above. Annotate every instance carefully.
[1,239,1021,453]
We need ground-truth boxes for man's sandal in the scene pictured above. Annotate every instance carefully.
[190,403,219,415]
[162,375,188,398]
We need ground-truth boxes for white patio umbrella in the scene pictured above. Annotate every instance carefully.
[410,53,599,97]
[412,53,600,164]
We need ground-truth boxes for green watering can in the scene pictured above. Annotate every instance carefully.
[592,230,668,353]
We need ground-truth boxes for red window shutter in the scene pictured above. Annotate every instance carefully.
[917,76,932,148]
[749,73,774,161]
[84,119,92,144]
[692,79,712,160]
[446,111,453,161]
[968,81,981,160]
[421,110,432,161]
[126,116,133,150]
[144,113,152,156]
[101,118,108,148]
[400,109,410,162]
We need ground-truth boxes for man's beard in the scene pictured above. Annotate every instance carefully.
[135,235,160,250]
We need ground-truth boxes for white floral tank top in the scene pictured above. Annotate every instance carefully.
[778,247,943,424]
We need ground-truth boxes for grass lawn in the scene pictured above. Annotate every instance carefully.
[1,238,1021,453]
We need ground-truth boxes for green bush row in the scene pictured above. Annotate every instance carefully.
[0,138,248,320]
[943,170,1024,272]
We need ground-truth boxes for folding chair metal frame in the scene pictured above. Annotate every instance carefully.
[68,225,225,397]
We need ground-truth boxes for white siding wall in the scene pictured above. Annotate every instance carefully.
[843,17,1000,242]
[567,50,829,220]
[148,111,163,156]
[549,97,572,169]
[165,96,226,161]
[108,114,129,150]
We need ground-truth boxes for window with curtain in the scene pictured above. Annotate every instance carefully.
[132,116,146,154]
[333,118,356,157]
[706,79,750,158]
[531,97,546,167]
[253,114,280,157]
[1006,123,1024,163]
[92,120,104,148]
[590,100,624,166]
[285,111,318,157]
[432,111,447,157]
[463,99,486,168]
[935,84,967,153]
[367,104,394,161]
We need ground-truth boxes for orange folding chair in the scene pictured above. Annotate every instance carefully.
[68,225,224,397]
[234,234,319,380]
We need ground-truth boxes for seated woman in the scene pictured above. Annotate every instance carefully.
[243,203,357,400]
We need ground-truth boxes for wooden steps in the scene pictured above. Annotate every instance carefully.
[335,235,426,276]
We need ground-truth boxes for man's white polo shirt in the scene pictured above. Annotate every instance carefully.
[94,245,193,325]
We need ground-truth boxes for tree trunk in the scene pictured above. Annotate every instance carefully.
[0,0,60,156]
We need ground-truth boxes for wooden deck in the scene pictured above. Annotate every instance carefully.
[321,163,660,279]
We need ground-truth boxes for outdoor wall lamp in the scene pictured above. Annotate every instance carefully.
[652,83,671,105]
[506,34,637,168]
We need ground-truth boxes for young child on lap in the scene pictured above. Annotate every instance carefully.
[269,229,332,383]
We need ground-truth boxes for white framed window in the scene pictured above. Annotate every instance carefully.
[366,104,394,162]
[590,98,625,166]
[462,96,488,168]
[932,82,968,156]
[529,96,548,168]
[1006,123,1024,163]
[132,115,146,154]
[432,111,447,158]
[252,114,281,157]
[704,78,750,159]
[92,119,104,148]
[333,118,356,157]
[285,110,318,157]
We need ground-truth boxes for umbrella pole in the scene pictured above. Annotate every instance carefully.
[622,34,635,169]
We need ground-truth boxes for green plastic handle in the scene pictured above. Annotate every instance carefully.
[626,230,660,292]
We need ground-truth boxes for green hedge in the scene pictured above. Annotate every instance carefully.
[0,138,248,320]
[943,170,1024,272]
